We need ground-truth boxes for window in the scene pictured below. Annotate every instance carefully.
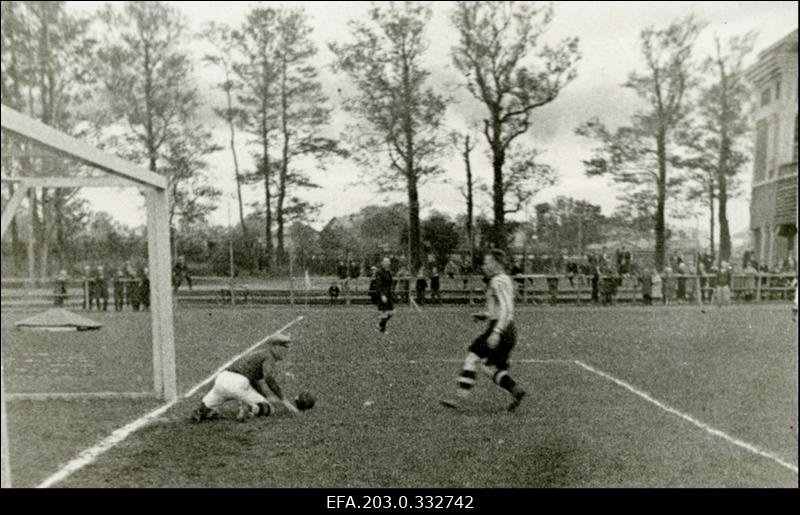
[767,116,778,179]
[754,119,768,183]
[762,87,772,106]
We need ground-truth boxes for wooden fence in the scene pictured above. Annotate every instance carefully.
[1,273,795,309]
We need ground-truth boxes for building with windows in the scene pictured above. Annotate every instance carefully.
[746,29,798,271]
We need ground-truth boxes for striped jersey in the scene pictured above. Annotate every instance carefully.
[486,273,515,326]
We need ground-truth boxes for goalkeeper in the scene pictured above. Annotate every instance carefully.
[191,333,307,422]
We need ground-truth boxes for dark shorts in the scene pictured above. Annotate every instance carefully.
[469,320,516,370]
[378,294,394,312]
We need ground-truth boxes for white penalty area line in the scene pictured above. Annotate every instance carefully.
[573,360,799,475]
[36,315,306,489]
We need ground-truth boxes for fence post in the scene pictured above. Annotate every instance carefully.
[522,275,527,304]
[695,274,702,306]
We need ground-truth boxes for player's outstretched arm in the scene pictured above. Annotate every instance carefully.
[263,374,300,414]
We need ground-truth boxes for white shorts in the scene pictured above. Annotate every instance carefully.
[202,371,270,411]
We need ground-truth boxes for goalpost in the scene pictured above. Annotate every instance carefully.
[0,105,177,487]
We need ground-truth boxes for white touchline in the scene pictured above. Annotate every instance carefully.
[574,360,799,475]
[36,315,306,489]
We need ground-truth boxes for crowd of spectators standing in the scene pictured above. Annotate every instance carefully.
[48,260,151,311]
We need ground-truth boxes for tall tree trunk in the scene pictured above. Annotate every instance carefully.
[143,44,158,175]
[717,133,732,265]
[492,150,506,250]
[708,178,716,262]
[55,191,66,271]
[262,148,272,273]
[408,176,421,272]
[463,136,474,268]
[715,40,733,266]
[223,80,253,271]
[277,55,289,270]
[655,132,667,272]
[401,55,421,271]
[28,188,38,281]
[39,189,49,279]
[717,165,731,264]
[260,69,273,273]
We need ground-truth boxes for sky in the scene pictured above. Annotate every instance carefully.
[73,1,799,240]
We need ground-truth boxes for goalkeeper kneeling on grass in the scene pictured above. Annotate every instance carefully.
[191,333,311,422]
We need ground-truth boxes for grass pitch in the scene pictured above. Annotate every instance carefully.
[2,303,797,487]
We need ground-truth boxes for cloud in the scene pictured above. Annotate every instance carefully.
[73,0,797,240]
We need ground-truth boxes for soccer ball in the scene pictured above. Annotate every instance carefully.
[294,391,315,411]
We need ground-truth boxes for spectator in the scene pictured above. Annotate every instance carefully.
[639,268,652,305]
[662,266,674,305]
[444,259,457,285]
[53,270,68,307]
[173,255,192,292]
[697,258,710,302]
[460,259,471,290]
[546,273,559,306]
[415,269,428,306]
[651,269,663,305]
[566,259,578,288]
[742,248,753,270]
[82,264,95,311]
[138,267,150,310]
[328,282,341,305]
[349,261,361,292]
[367,266,379,306]
[122,260,133,307]
[714,261,732,307]
[94,265,109,311]
[510,261,524,298]
[113,269,125,312]
[676,257,687,301]
[589,255,600,304]
[430,266,441,304]
[622,248,632,275]
[743,262,758,301]
[397,265,410,303]
[128,263,141,311]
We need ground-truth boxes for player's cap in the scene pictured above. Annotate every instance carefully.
[269,334,291,346]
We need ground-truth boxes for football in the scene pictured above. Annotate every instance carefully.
[295,391,315,411]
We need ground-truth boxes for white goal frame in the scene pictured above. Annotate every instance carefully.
[0,105,178,488]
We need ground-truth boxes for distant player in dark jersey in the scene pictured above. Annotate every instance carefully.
[441,249,526,412]
[375,257,395,334]
[191,333,300,422]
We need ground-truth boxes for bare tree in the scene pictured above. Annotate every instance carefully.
[330,2,449,271]
[577,15,705,271]
[450,1,579,249]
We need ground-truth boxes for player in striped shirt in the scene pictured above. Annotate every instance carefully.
[441,248,527,412]
[191,333,300,422]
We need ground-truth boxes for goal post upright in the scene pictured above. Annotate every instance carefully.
[1,362,11,489]
[146,188,177,401]
[1,104,180,486]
